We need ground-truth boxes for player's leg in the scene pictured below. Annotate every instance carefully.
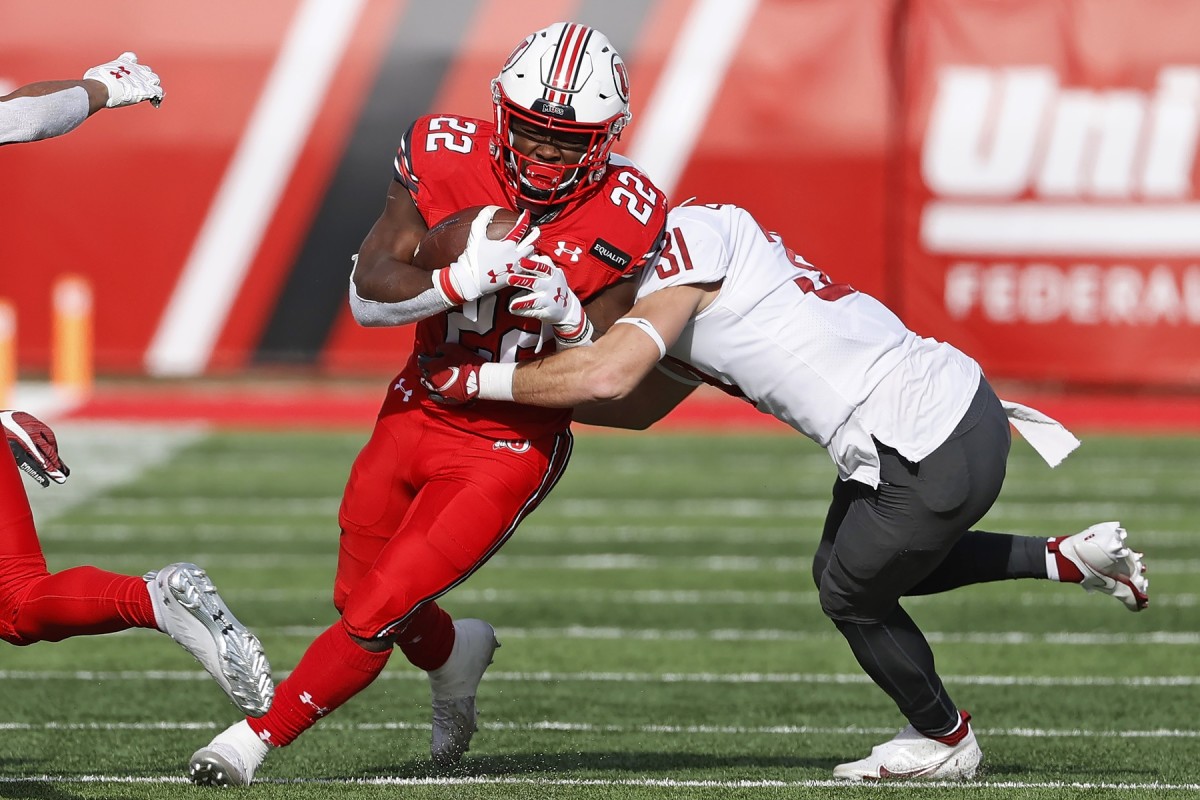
[884,385,1148,610]
[342,423,571,766]
[908,523,1148,610]
[816,383,1008,780]
[3,448,273,715]
[0,448,156,644]
[189,410,414,788]
[331,420,459,673]
[190,416,569,785]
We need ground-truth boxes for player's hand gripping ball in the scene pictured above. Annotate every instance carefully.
[416,206,539,306]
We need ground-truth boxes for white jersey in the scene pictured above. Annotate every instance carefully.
[638,203,981,486]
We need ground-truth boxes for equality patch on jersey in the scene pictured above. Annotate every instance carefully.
[590,237,633,271]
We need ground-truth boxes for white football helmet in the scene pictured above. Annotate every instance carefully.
[491,22,631,208]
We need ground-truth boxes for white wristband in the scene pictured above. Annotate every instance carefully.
[612,317,667,359]
[478,362,517,401]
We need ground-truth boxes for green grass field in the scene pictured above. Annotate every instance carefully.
[3,425,1197,799]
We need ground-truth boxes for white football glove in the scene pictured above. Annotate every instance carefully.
[84,52,164,108]
[2,410,70,488]
[507,255,592,346]
[433,207,538,306]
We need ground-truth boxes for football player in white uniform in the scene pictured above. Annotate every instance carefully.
[419,201,1149,782]
[1,52,163,146]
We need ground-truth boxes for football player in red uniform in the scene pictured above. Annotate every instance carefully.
[2,410,272,717]
[189,22,668,786]
[2,58,272,723]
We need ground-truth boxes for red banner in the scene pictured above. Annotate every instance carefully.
[901,0,1200,387]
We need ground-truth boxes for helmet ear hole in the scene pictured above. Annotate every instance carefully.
[492,22,631,207]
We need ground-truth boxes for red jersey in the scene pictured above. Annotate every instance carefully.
[392,113,669,440]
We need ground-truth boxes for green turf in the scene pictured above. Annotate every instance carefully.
[3,428,1197,799]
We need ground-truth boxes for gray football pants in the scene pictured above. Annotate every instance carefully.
[811,379,1049,735]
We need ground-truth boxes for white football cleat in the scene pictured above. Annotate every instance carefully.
[147,563,274,717]
[428,618,500,767]
[834,712,982,781]
[1052,521,1149,611]
[188,720,270,787]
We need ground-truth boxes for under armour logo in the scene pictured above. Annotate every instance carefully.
[299,691,330,717]
[393,377,413,402]
[487,263,517,283]
[110,65,131,80]
[493,439,531,453]
[553,288,566,305]
[555,242,582,262]
[257,729,274,743]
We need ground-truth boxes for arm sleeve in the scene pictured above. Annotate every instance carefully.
[0,87,90,145]
[347,255,451,327]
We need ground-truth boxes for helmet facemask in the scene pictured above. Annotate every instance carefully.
[492,83,625,208]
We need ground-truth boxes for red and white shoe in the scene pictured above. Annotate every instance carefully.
[1051,521,1149,611]
[834,712,982,781]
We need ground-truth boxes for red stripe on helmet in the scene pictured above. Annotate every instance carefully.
[545,23,590,108]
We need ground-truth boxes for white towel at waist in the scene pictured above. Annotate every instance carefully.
[1001,399,1081,468]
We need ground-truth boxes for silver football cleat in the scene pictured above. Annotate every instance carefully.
[148,563,274,716]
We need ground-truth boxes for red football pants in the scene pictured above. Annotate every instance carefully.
[0,447,155,644]
[334,404,572,640]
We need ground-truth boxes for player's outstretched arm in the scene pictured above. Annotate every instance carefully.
[420,284,706,411]
[2,410,70,488]
[0,52,162,146]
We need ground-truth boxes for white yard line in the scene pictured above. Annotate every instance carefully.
[1,775,1197,790]
[217,586,1197,608]
[248,626,1200,647]
[33,519,1199,548]
[1,719,1197,740]
[3,669,1196,687]
[52,551,1200,575]
[70,495,1200,521]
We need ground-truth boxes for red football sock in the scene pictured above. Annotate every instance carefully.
[7,567,157,643]
[929,710,972,745]
[248,620,390,747]
[1047,537,1086,583]
[396,602,455,671]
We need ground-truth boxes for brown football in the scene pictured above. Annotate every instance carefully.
[411,206,520,271]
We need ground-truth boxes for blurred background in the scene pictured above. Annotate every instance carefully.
[3,0,1199,424]
[5,5,1199,792]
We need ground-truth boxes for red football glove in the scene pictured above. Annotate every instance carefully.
[417,344,486,405]
[2,410,70,488]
